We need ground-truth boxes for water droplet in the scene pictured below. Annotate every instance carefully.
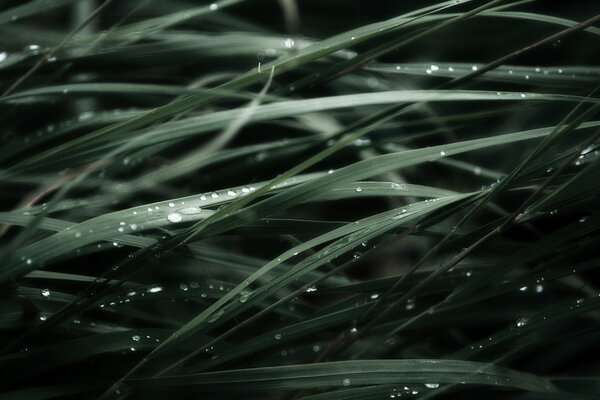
[227,190,237,197]
[519,286,528,292]
[312,344,321,352]
[209,3,218,11]
[516,317,528,327]
[26,258,32,265]
[520,93,526,98]
[342,378,351,386]
[147,286,163,293]
[440,150,446,156]
[211,192,219,199]
[425,383,439,389]
[0,52,7,63]
[370,293,379,300]
[355,186,362,192]
[179,207,201,215]
[471,65,478,71]
[39,315,47,321]
[132,335,141,341]
[180,283,189,291]
[353,252,361,260]
[78,111,94,121]
[167,213,182,223]
[284,38,295,48]
[129,224,137,230]
[535,284,544,293]
[239,292,250,302]
[430,64,439,71]
[274,333,282,340]
[41,288,50,297]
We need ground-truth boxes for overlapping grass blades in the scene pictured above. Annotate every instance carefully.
[1,0,599,399]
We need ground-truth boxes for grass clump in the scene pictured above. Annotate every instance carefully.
[0,0,599,399]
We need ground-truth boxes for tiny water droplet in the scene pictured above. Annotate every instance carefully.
[209,3,218,11]
[274,333,282,340]
[516,317,528,327]
[239,292,250,302]
[425,383,439,389]
[132,335,141,342]
[342,378,351,386]
[41,288,50,297]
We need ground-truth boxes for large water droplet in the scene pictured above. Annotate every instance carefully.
[284,38,295,48]
[179,207,201,215]
[167,213,182,223]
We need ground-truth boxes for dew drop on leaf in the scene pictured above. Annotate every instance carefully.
[167,213,182,223]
